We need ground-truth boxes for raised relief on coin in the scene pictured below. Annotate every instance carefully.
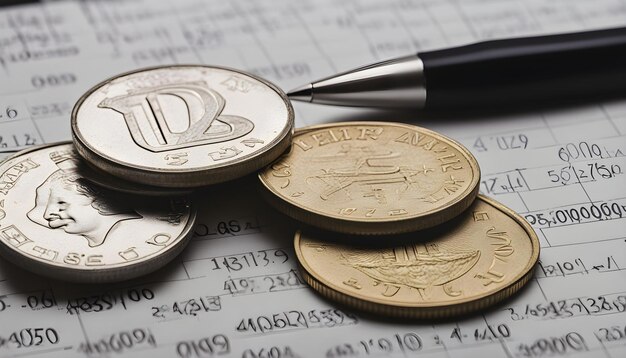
[340,242,480,299]
[221,75,259,93]
[259,122,480,234]
[295,195,540,318]
[26,151,142,248]
[303,143,454,204]
[0,143,196,282]
[72,66,293,187]
[98,81,254,152]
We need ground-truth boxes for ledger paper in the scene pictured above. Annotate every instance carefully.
[0,0,625,357]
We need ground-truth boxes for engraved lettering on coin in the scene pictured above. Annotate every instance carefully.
[474,228,515,286]
[26,151,142,248]
[99,82,254,152]
[1,225,32,248]
[0,159,39,195]
[165,152,189,166]
[221,75,258,92]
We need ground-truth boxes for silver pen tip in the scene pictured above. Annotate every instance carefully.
[287,84,313,102]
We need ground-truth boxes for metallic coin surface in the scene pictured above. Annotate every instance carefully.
[295,195,540,318]
[0,143,196,282]
[31,142,191,197]
[72,65,294,187]
[259,122,480,234]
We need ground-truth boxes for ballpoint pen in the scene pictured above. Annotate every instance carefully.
[288,27,626,109]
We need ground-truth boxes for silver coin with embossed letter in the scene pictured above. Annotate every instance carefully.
[72,65,294,187]
[0,143,196,282]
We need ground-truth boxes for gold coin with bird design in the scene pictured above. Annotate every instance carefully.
[295,195,539,318]
[259,122,480,234]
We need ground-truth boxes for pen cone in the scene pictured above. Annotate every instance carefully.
[287,84,313,102]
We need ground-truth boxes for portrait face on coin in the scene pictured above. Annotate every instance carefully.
[27,168,142,248]
[0,142,196,283]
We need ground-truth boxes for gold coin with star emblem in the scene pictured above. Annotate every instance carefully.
[295,195,540,318]
[259,122,480,235]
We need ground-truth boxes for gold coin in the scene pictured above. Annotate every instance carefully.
[295,195,540,318]
[259,122,480,234]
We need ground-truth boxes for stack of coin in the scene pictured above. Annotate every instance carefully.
[258,122,539,318]
[0,65,294,283]
[71,65,294,188]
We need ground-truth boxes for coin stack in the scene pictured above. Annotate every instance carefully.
[258,123,540,318]
[0,65,539,318]
[0,66,293,283]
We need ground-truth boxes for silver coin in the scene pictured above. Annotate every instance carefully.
[8,141,192,197]
[0,143,196,282]
[72,65,294,187]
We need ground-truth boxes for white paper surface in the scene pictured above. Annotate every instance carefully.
[0,0,625,357]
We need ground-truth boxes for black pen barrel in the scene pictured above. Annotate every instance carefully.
[419,27,626,109]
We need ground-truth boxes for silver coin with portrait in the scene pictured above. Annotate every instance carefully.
[0,143,196,282]
[71,65,294,187]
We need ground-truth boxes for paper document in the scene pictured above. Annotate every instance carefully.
[0,0,625,357]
